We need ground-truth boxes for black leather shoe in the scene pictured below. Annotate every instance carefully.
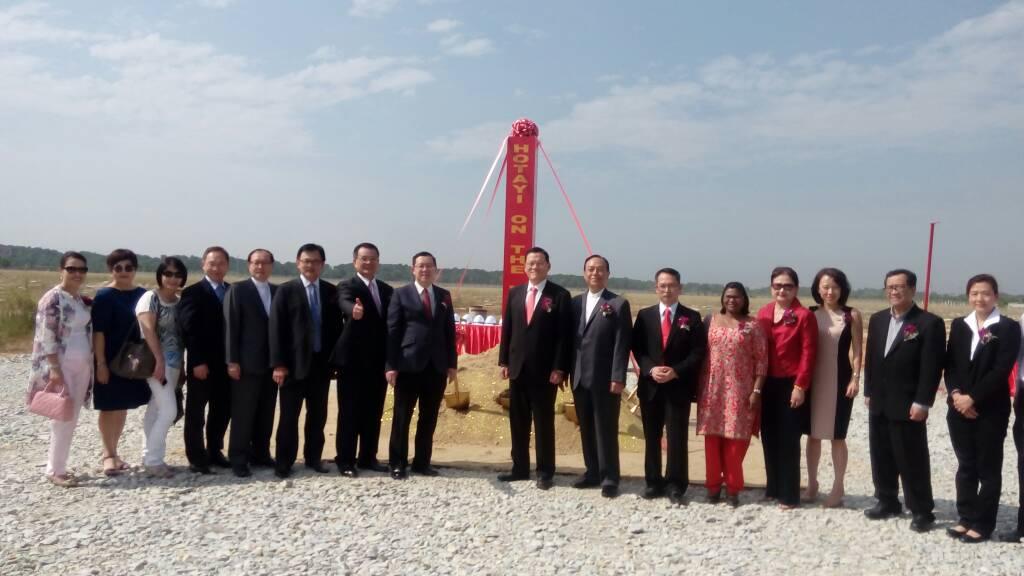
[208,451,231,468]
[668,488,687,506]
[232,465,252,478]
[707,487,722,504]
[497,471,530,482]
[189,464,214,475]
[252,456,277,468]
[641,485,665,500]
[998,529,1023,543]
[338,466,359,478]
[357,461,390,473]
[305,461,330,474]
[726,493,740,508]
[536,476,553,490]
[411,465,440,477]
[864,502,902,520]
[909,513,935,533]
[572,475,600,489]
[391,468,407,480]
[601,485,619,499]
[274,467,291,479]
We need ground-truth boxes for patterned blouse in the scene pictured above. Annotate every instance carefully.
[26,285,94,406]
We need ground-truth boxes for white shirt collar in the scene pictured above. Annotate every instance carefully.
[205,275,223,290]
[528,279,547,293]
[587,289,604,301]
[659,301,678,317]
[414,281,431,295]
[251,277,269,288]
[357,273,374,287]
[301,275,318,289]
[965,308,1001,333]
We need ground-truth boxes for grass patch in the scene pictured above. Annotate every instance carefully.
[0,283,37,350]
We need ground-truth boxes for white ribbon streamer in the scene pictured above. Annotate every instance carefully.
[458,138,507,238]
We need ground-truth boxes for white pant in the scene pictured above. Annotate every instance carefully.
[46,356,91,476]
[142,367,179,467]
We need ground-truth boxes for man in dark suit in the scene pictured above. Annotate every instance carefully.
[329,242,394,477]
[385,251,458,480]
[269,243,342,478]
[570,254,632,498]
[223,248,278,477]
[177,245,232,473]
[631,267,707,503]
[497,246,574,490]
[863,269,946,533]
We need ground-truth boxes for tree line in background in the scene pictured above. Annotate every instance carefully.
[1,243,1017,302]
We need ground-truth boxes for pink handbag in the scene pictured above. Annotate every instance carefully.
[29,381,74,422]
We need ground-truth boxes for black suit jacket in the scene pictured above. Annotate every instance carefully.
[498,281,574,380]
[570,289,632,390]
[945,314,1021,418]
[864,304,946,421]
[385,283,457,375]
[330,276,393,372]
[178,277,229,372]
[223,278,277,376]
[268,277,342,381]
[631,303,707,402]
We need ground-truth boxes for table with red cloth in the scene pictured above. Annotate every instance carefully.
[457,324,502,355]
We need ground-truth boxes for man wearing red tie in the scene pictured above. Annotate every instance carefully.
[497,247,574,490]
[631,268,707,503]
[385,252,458,479]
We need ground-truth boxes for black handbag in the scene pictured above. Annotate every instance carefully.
[109,294,158,380]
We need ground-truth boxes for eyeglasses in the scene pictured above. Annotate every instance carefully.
[113,264,136,273]
[161,270,185,279]
[771,283,796,291]
[63,266,88,274]
[886,285,909,292]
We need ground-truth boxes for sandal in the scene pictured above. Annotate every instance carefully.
[48,473,78,487]
[101,456,122,477]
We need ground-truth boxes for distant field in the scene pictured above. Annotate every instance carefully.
[0,268,984,352]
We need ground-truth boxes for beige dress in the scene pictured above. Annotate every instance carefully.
[809,307,854,440]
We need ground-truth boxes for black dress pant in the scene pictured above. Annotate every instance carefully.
[640,387,691,492]
[336,367,388,468]
[184,365,231,466]
[572,383,621,487]
[508,372,557,479]
[760,376,802,506]
[1014,396,1023,533]
[228,371,277,467]
[868,411,934,515]
[948,410,1008,537]
[388,369,445,470]
[275,354,330,471]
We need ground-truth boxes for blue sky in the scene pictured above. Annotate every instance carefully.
[1,0,1022,293]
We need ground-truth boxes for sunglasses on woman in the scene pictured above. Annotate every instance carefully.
[113,264,136,273]
[63,266,88,274]
[161,270,185,279]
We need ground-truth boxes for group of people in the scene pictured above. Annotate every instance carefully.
[25,245,1024,544]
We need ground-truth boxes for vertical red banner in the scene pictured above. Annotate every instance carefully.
[502,136,538,313]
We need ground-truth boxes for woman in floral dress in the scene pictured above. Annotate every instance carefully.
[698,282,768,506]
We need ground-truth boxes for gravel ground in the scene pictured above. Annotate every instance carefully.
[1,354,1021,575]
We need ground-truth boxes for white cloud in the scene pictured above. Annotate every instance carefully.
[350,0,398,18]
[0,2,97,44]
[196,0,238,8]
[429,1,1024,163]
[443,36,493,57]
[310,45,339,61]
[427,18,460,33]
[0,6,434,159]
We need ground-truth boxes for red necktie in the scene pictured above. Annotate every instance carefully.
[526,287,537,325]
[421,288,432,320]
[661,308,671,349]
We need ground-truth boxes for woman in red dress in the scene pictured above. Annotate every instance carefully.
[697,282,768,506]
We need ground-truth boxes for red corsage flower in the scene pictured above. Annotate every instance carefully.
[600,303,614,318]
[902,323,919,341]
[540,296,553,313]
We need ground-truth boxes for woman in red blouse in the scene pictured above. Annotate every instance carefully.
[756,266,818,508]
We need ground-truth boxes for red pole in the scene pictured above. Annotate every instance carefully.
[923,222,936,310]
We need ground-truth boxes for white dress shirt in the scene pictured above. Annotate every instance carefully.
[658,301,678,322]
[526,280,547,312]
[964,308,1001,361]
[301,275,320,309]
[252,278,272,315]
[414,281,435,312]
[585,289,604,320]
